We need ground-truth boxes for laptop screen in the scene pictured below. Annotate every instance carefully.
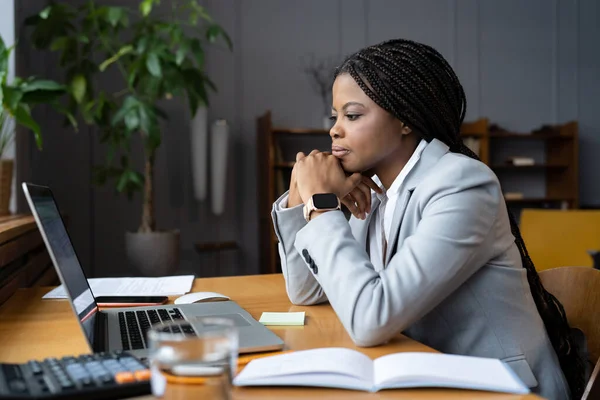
[22,183,97,348]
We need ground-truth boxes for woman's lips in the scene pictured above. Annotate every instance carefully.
[332,145,350,158]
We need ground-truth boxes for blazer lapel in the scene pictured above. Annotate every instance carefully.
[384,138,451,266]
[349,194,380,253]
[385,189,413,266]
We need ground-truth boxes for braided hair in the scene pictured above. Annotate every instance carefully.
[334,39,586,398]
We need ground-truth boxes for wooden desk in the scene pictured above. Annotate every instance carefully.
[0,274,541,399]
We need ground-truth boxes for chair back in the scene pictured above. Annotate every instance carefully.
[539,266,600,399]
[521,209,600,271]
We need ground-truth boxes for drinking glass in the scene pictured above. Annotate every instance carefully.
[147,317,238,399]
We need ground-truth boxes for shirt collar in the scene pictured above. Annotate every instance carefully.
[371,139,429,198]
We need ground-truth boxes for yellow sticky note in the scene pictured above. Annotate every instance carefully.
[259,312,305,326]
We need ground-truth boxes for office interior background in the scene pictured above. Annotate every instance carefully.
[1,0,599,279]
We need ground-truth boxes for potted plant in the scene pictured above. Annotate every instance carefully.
[26,0,231,276]
[0,36,73,215]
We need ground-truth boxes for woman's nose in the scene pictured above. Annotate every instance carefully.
[330,122,343,139]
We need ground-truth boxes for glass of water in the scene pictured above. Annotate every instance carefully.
[147,318,238,399]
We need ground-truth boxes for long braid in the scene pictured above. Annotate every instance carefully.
[335,38,585,399]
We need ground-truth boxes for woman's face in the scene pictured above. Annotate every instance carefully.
[330,73,414,176]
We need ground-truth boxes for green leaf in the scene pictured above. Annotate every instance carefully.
[106,7,125,27]
[21,79,65,92]
[146,53,162,77]
[50,101,78,130]
[20,89,64,105]
[175,48,186,66]
[112,95,139,127]
[124,109,140,131]
[189,39,205,68]
[99,45,133,71]
[14,105,42,149]
[71,74,86,104]
[39,6,52,19]
[140,0,154,17]
[50,36,70,51]
[2,86,24,111]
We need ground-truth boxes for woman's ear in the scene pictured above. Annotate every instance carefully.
[399,122,412,135]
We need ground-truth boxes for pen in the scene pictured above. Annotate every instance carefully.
[163,350,295,385]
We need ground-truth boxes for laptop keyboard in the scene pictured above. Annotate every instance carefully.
[118,308,193,350]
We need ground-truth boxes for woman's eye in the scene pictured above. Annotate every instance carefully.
[329,115,337,121]
[346,114,361,121]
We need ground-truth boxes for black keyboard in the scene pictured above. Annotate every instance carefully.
[118,307,189,350]
[0,351,150,399]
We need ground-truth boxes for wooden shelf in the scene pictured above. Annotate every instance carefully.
[492,164,569,170]
[489,132,573,139]
[272,127,329,135]
[194,241,238,253]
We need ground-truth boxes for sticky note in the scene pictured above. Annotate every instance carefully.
[259,312,305,326]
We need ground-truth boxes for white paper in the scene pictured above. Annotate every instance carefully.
[234,348,373,390]
[42,275,195,299]
[373,352,528,394]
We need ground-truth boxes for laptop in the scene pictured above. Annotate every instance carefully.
[22,182,284,358]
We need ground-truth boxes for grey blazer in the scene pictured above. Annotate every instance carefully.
[271,139,570,400]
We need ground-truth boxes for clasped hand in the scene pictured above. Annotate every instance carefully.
[287,150,383,220]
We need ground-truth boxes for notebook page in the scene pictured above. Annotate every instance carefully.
[43,276,195,299]
[373,353,528,394]
[234,348,373,388]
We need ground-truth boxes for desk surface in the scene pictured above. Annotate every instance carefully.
[0,274,541,399]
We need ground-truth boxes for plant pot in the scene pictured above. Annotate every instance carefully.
[0,160,13,216]
[190,106,208,201]
[125,230,180,276]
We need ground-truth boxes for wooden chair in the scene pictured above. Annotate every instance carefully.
[521,209,600,271]
[539,266,600,399]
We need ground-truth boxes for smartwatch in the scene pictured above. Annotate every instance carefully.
[303,193,341,222]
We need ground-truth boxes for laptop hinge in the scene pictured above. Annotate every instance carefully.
[93,311,108,353]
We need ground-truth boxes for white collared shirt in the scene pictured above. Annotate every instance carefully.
[370,139,428,271]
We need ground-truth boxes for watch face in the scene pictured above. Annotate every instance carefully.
[313,193,339,209]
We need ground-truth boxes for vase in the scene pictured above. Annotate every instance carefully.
[190,106,208,201]
[125,230,180,276]
[210,119,229,215]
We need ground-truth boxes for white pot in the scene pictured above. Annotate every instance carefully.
[210,119,229,215]
[190,106,208,201]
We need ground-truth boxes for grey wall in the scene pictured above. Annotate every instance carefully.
[16,0,600,278]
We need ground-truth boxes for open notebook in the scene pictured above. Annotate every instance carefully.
[233,348,529,394]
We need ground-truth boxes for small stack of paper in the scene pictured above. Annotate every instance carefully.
[42,275,195,299]
[259,312,305,326]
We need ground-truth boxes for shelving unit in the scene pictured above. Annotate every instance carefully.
[257,111,579,274]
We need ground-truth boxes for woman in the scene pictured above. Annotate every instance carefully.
[270,39,584,400]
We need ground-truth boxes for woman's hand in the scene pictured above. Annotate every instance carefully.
[286,152,306,208]
[341,175,383,220]
[294,150,362,204]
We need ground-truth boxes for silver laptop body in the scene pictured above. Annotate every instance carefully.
[22,182,284,359]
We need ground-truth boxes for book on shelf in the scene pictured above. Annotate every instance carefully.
[233,347,529,394]
[507,157,535,166]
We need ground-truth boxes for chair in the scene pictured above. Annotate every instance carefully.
[539,266,600,399]
[520,209,600,271]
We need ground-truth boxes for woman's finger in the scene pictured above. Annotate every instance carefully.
[357,182,373,214]
[296,152,306,162]
[362,176,383,194]
[341,193,362,219]
[350,186,368,217]
[309,149,320,156]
